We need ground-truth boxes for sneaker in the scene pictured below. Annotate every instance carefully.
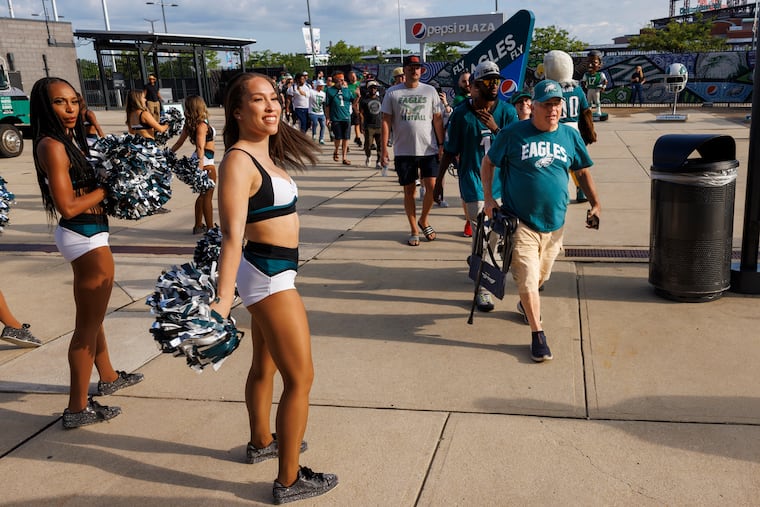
[62,397,121,429]
[476,292,494,312]
[96,370,145,396]
[155,207,171,214]
[354,137,362,147]
[516,301,542,325]
[246,434,308,464]
[375,161,381,169]
[319,139,325,145]
[1,324,42,347]
[531,331,553,362]
[192,225,207,235]
[463,221,472,237]
[273,466,338,505]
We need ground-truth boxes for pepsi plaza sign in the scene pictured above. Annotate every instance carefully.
[406,14,504,44]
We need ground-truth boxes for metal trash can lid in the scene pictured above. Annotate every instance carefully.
[652,134,737,173]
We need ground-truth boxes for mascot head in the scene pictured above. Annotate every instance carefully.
[543,50,577,90]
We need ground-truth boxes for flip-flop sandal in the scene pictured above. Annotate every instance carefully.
[407,235,420,246]
[343,159,351,165]
[418,222,436,241]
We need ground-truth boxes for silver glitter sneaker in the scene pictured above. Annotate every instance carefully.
[62,397,121,429]
[273,466,338,504]
[96,370,145,396]
[1,324,42,348]
[246,433,308,464]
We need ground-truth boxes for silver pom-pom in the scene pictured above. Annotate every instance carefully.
[193,225,222,271]
[154,108,184,146]
[146,262,243,372]
[88,134,173,220]
[171,154,216,194]
[0,175,15,232]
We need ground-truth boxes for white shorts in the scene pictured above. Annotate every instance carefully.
[55,215,110,262]
[236,242,298,306]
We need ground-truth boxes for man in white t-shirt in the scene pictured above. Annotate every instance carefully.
[380,55,445,247]
[287,71,312,133]
[308,80,327,144]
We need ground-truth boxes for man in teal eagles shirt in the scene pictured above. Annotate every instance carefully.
[481,79,601,363]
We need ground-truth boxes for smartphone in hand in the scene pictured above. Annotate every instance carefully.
[586,210,600,229]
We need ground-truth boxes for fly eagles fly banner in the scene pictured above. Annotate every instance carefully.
[452,9,534,102]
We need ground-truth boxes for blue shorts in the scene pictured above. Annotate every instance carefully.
[236,242,299,306]
[394,155,439,186]
[331,120,351,140]
[55,214,110,262]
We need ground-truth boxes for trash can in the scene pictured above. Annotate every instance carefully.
[649,134,739,302]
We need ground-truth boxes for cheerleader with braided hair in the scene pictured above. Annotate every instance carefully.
[31,77,143,430]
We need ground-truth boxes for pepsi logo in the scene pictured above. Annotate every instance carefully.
[706,85,718,95]
[500,79,517,95]
[411,22,427,40]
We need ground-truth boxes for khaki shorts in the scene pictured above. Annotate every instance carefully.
[510,223,564,294]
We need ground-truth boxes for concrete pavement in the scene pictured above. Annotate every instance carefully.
[1,107,758,506]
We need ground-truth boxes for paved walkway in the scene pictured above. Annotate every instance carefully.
[1,107,758,506]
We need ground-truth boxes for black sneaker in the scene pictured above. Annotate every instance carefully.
[96,370,145,396]
[62,397,121,429]
[246,434,308,464]
[1,324,42,347]
[476,292,494,312]
[531,331,553,362]
[273,466,338,504]
[354,137,362,147]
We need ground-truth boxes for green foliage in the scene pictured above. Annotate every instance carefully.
[628,14,727,52]
[205,51,221,70]
[78,59,99,80]
[246,50,310,75]
[327,40,363,65]
[530,25,586,65]
[427,42,469,62]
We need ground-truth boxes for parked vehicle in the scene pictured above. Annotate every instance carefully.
[0,55,29,158]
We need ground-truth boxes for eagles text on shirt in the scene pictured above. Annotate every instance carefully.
[521,141,569,166]
[399,95,429,121]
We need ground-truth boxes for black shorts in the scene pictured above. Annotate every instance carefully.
[350,112,360,126]
[394,155,439,186]
[331,120,351,140]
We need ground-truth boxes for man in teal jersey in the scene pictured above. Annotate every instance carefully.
[481,80,601,362]
[325,70,356,165]
[434,60,518,312]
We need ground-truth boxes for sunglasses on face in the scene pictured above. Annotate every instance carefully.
[479,78,501,88]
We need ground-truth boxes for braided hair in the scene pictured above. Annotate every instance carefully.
[30,77,92,220]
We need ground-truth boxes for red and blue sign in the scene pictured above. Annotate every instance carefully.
[411,22,427,40]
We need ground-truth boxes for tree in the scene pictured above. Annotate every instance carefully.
[327,40,363,65]
[530,25,587,61]
[427,42,470,62]
[78,59,99,80]
[628,13,727,52]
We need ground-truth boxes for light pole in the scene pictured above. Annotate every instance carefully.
[146,0,178,33]
[144,17,159,33]
[305,0,316,68]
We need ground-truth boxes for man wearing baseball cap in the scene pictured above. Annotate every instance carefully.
[381,55,445,246]
[480,79,601,362]
[434,60,518,312]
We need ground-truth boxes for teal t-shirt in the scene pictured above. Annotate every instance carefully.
[444,99,518,202]
[560,85,589,123]
[487,120,593,232]
[325,86,354,122]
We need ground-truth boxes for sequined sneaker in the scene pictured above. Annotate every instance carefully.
[96,370,145,396]
[273,466,338,504]
[62,397,121,429]
[1,324,42,347]
[246,434,308,464]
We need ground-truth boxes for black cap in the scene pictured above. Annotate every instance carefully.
[403,55,421,66]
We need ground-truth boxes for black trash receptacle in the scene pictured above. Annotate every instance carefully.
[649,134,739,302]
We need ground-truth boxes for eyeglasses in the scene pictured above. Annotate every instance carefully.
[479,78,501,88]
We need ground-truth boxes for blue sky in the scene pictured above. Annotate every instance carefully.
[3,0,672,61]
